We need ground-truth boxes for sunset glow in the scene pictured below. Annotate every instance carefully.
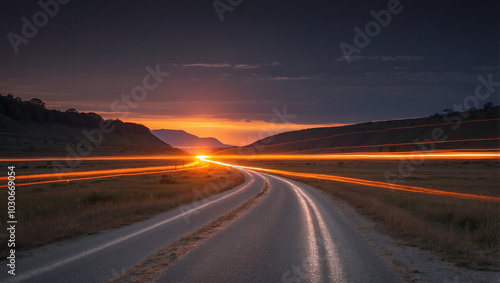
[129,115,347,146]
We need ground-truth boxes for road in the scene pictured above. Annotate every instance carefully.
[0,170,264,282]
[158,169,397,282]
[1,165,398,282]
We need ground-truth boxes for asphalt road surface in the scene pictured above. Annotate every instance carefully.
[1,167,398,282]
[158,171,397,283]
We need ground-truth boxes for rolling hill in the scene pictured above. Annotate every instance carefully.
[0,94,184,156]
[216,106,500,155]
[151,129,232,153]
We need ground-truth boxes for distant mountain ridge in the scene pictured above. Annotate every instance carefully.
[217,106,500,155]
[0,94,184,156]
[151,129,232,151]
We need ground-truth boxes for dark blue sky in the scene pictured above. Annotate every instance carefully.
[1,0,499,143]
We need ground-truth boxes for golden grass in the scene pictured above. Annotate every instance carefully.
[232,159,500,269]
[0,163,244,257]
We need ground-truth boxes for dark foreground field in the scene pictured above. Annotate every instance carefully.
[0,160,244,258]
[228,158,500,269]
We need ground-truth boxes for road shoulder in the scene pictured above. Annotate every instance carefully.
[316,188,499,282]
[108,174,270,282]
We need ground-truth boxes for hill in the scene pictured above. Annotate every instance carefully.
[217,106,500,155]
[151,129,232,153]
[0,94,184,156]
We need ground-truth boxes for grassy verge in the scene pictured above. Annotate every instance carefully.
[0,163,244,257]
[233,159,500,269]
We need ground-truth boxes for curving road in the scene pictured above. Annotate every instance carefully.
[1,165,398,282]
[158,169,397,282]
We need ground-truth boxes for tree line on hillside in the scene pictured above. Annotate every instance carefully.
[0,94,151,136]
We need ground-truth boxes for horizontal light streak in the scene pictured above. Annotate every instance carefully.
[199,157,500,202]
[0,155,194,162]
[276,138,500,155]
[0,161,201,187]
[211,150,500,160]
[1,164,209,188]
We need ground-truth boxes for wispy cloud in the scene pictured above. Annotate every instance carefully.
[247,75,312,82]
[181,63,232,68]
[174,62,282,69]
[473,66,500,72]
[234,64,261,70]
[264,76,310,81]
[336,55,425,62]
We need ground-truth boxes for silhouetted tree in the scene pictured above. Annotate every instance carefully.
[29,98,45,108]
[483,102,493,110]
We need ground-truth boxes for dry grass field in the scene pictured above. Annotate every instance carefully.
[229,158,500,269]
[0,160,244,258]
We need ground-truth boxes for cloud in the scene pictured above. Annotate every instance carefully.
[274,70,479,86]
[336,55,425,62]
[336,55,364,62]
[371,56,425,61]
[473,66,500,72]
[181,63,232,68]
[176,62,282,69]
[234,64,261,70]
[257,76,311,81]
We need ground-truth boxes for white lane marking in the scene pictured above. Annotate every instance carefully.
[200,158,343,280]
[249,171,322,282]
[11,172,260,282]
[270,174,344,282]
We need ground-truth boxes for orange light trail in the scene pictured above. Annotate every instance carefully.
[1,163,209,188]
[275,138,500,155]
[210,150,500,160]
[198,157,500,202]
[0,161,202,188]
[0,155,193,162]
[215,118,500,154]
[0,161,199,181]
